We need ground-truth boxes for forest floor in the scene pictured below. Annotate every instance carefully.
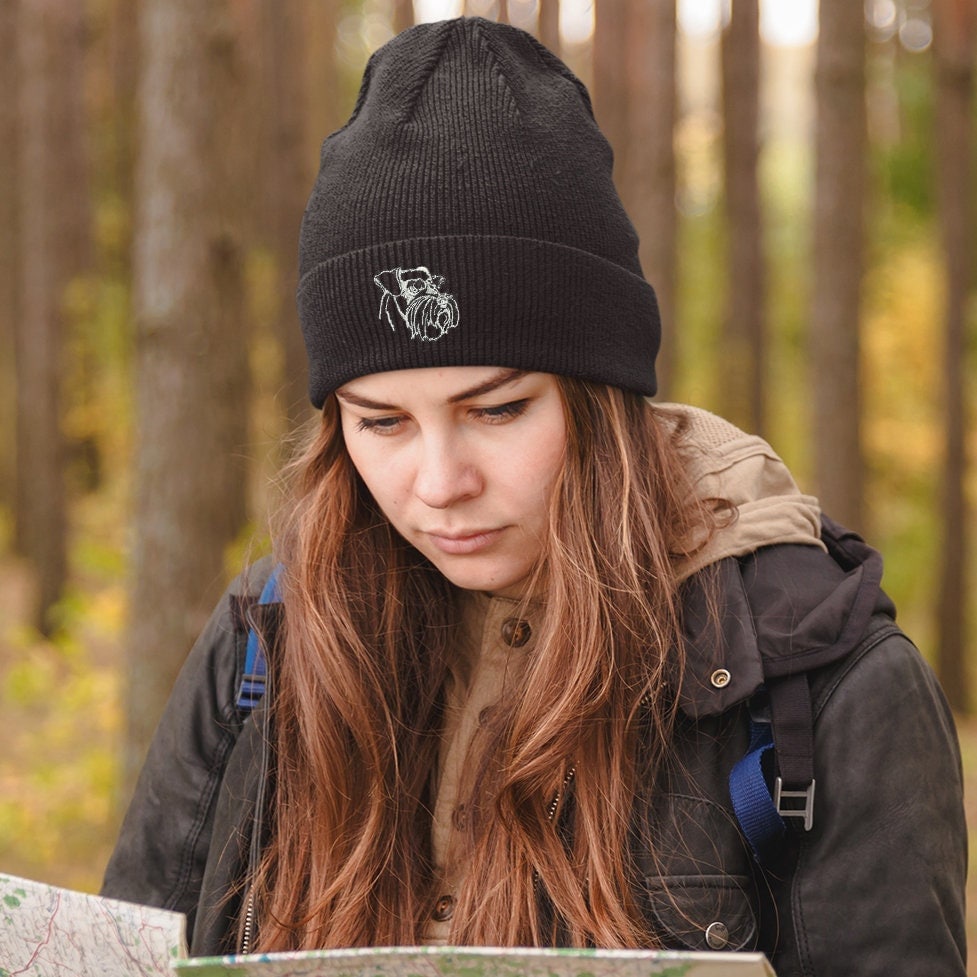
[0,555,976,969]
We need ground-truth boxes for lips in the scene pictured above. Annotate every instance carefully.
[425,528,503,555]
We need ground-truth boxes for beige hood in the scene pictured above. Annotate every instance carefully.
[662,404,826,582]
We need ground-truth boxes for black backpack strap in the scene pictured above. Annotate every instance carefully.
[729,676,816,865]
[767,673,816,830]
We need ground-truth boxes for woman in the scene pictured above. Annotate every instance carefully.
[102,17,966,975]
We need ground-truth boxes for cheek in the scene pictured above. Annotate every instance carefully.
[357,456,406,513]
[510,416,566,516]
[536,412,568,487]
[342,435,404,513]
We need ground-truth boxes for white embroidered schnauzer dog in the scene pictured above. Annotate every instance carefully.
[374,267,460,342]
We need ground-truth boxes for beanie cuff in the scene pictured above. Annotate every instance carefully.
[297,235,660,407]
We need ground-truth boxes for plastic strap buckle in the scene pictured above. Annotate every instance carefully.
[774,776,816,831]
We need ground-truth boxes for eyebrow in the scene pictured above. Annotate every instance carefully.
[448,368,527,403]
[336,369,528,411]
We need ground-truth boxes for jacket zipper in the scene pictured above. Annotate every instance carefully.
[241,887,256,955]
[547,765,576,823]
[534,764,576,892]
[241,699,272,955]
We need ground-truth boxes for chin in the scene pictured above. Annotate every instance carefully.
[438,563,528,597]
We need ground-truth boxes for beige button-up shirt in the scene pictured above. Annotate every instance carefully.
[425,591,539,944]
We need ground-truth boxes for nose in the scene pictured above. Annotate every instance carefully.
[413,432,482,509]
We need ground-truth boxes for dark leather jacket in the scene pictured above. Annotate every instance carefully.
[101,523,967,975]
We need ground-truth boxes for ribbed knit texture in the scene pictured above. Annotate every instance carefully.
[297,17,660,407]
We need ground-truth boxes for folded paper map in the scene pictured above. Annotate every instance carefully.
[1,874,776,977]
[0,872,184,976]
[176,946,777,977]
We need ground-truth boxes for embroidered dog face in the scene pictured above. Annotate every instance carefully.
[374,266,460,342]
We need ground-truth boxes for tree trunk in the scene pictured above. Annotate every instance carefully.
[306,1,345,176]
[259,0,314,433]
[932,0,976,713]
[592,0,630,182]
[109,0,140,267]
[16,0,91,631]
[537,0,560,56]
[720,0,765,434]
[0,0,18,513]
[621,0,677,400]
[810,0,867,532]
[392,0,414,34]
[126,0,251,790]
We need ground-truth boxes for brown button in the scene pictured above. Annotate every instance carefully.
[501,617,532,647]
[477,706,495,727]
[451,803,468,830]
[432,893,455,922]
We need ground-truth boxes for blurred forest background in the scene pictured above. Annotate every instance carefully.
[1,0,976,950]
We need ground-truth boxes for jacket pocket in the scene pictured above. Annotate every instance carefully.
[642,873,758,952]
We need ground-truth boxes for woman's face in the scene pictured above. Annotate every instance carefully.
[337,366,567,597]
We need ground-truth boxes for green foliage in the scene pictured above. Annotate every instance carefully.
[673,206,724,409]
[760,139,815,481]
[871,53,934,218]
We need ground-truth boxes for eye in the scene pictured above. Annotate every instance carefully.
[471,399,530,423]
[356,415,405,435]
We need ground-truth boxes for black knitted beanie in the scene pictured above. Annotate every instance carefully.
[297,17,660,408]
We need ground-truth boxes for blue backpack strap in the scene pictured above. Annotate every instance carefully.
[729,712,786,863]
[236,563,284,712]
[730,683,817,865]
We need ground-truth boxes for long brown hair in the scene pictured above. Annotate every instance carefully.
[247,379,717,950]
